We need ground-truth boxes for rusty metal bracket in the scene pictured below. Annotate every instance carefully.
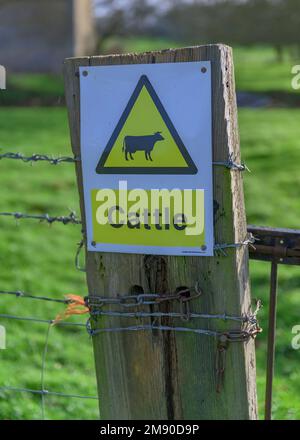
[247,225,300,420]
[248,225,300,265]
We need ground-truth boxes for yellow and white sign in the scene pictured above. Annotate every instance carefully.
[80,62,213,256]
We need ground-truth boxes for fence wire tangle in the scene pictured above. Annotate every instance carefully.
[86,289,261,342]
[0,152,79,165]
[0,283,261,416]
[85,288,261,392]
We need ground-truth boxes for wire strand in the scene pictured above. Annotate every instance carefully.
[0,386,98,400]
[0,152,79,165]
[0,211,81,225]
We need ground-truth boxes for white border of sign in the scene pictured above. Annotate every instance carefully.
[80,61,214,256]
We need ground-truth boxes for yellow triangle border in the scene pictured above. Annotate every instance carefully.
[96,75,198,175]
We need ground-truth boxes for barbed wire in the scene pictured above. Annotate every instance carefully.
[86,292,261,342]
[87,305,261,392]
[87,321,261,342]
[0,286,259,326]
[85,290,261,392]
[214,233,256,256]
[88,309,252,323]
[0,290,71,304]
[0,152,79,165]
[0,285,261,407]
[0,151,248,172]
[0,210,255,258]
[0,211,82,225]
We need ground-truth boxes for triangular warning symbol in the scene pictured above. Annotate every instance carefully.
[96,75,197,175]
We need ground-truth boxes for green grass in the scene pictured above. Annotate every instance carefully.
[101,36,182,54]
[241,108,300,419]
[0,108,300,419]
[3,74,65,106]
[2,41,298,107]
[0,107,98,420]
[234,45,297,93]
[104,38,297,93]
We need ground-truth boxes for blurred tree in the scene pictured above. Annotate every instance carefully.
[94,0,156,52]
[94,0,126,51]
[93,0,300,60]
[162,0,300,61]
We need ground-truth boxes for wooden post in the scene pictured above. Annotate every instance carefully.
[64,45,258,420]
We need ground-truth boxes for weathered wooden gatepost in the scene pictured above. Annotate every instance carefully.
[64,45,258,420]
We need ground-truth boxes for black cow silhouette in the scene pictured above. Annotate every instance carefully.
[122,131,164,161]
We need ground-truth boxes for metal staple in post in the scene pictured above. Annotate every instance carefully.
[214,233,256,256]
[213,153,250,172]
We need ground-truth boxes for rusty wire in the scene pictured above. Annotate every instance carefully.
[86,290,262,345]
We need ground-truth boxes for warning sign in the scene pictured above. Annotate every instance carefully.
[80,62,213,256]
[96,75,197,174]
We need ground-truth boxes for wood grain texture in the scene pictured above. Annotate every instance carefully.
[64,44,258,420]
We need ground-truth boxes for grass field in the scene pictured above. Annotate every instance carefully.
[103,38,298,93]
[0,108,98,420]
[0,106,299,419]
[241,109,300,419]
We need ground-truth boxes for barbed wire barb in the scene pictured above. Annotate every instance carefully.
[0,211,82,225]
[0,152,80,165]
